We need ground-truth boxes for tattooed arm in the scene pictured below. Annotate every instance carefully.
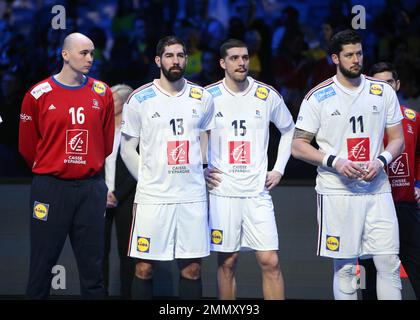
[291,128,325,166]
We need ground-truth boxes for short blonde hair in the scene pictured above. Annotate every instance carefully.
[111,84,134,103]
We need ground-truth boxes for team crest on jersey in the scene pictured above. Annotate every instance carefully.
[369,83,383,96]
[92,81,106,96]
[207,86,222,98]
[211,229,223,245]
[92,99,100,109]
[137,237,150,253]
[326,235,340,251]
[66,129,88,155]
[229,141,251,164]
[33,201,49,221]
[192,108,200,118]
[314,86,336,102]
[167,141,190,165]
[254,86,269,100]
[189,87,203,100]
[347,137,370,162]
[135,88,156,103]
[403,107,416,121]
[388,153,409,178]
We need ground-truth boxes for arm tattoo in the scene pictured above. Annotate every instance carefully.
[293,128,315,142]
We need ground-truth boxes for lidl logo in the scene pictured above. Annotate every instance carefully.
[189,87,203,100]
[255,86,269,101]
[369,83,383,96]
[326,235,340,251]
[211,229,223,245]
[92,81,106,96]
[403,108,416,120]
[137,237,150,253]
[254,86,269,100]
[33,201,49,221]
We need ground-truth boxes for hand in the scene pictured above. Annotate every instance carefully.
[204,167,223,190]
[266,170,282,191]
[414,187,420,203]
[361,159,384,182]
[334,158,366,179]
[106,192,118,208]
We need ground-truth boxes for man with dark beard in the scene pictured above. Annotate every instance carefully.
[291,30,405,300]
[120,36,215,299]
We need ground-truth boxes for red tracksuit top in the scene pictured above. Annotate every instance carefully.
[19,76,115,179]
[386,106,420,203]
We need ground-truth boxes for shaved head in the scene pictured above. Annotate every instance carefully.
[62,32,94,51]
[60,32,95,76]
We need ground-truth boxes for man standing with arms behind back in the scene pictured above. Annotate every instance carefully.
[292,30,405,300]
[204,39,295,300]
[19,32,115,299]
[359,62,420,300]
[121,36,215,299]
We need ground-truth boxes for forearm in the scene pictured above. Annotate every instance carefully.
[384,135,405,160]
[273,125,294,174]
[291,139,325,166]
[120,133,140,180]
[291,128,325,167]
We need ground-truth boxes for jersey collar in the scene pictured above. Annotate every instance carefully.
[333,74,366,96]
[153,78,187,97]
[222,76,254,96]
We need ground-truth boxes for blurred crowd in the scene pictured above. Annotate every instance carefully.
[1,0,420,179]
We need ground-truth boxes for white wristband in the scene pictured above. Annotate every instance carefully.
[377,151,393,167]
[381,151,393,164]
[322,153,337,168]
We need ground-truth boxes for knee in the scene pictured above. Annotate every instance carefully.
[335,262,357,295]
[258,252,280,274]
[218,253,238,272]
[135,262,153,280]
[180,262,201,280]
[373,255,401,275]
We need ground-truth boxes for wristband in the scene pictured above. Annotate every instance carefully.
[322,154,337,168]
[377,151,393,167]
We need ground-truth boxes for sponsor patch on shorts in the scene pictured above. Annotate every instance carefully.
[211,229,223,245]
[137,237,150,253]
[326,235,340,251]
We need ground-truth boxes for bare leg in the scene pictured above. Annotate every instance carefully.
[255,250,285,300]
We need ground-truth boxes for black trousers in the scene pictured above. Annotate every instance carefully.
[103,193,135,299]
[26,174,107,299]
[360,202,420,299]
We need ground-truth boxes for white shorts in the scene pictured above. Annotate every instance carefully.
[209,192,279,252]
[317,193,399,258]
[128,201,210,261]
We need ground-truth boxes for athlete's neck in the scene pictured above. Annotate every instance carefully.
[55,68,86,86]
[224,75,249,93]
[157,76,185,96]
[336,71,362,89]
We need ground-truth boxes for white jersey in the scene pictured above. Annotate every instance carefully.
[296,75,403,194]
[122,79,215,204]
[206,77,294,197]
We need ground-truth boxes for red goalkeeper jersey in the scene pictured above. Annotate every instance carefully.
[386,106,420,203]
[19,76,114,179]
